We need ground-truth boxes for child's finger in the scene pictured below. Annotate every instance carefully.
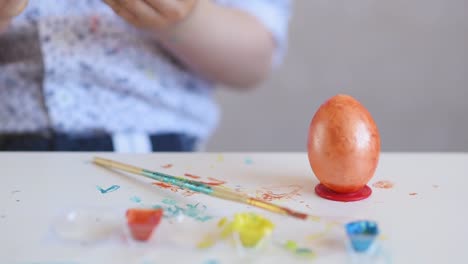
[116,0,162,24]
[143,0,176,15]
[144,0,195,20]
[103,0,140,26]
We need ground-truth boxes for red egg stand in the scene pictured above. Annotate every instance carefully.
[314,183,372,202]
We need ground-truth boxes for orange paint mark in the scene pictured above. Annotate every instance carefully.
[409,192,418,196]
[183,174,226,186]
[256,185,302,202]
[161,164,173,169]
[152,182,196,197]
[205,177,226,186]
[372,180,394,189]
[153,182,172,189]
[184,173,201,179]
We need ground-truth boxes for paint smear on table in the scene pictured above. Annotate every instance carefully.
[372,180,394,189]
[184,173,201,179]
[152,199,214,222]
[130,196,142,203]
[0,215,6,219]
[379,234,389,241]
[152,174,227,197]
[307,222,336,241]
[184,174,226,186]
[11,190,21,195]
[96,185,120,194]
[161,164,173,169]
[197,235,217,249]
[256,185,302,202]
[283,240,315,258]
[153,182,196,197]
[219,213,275,248]
[409,192,418,196]
[433,185,439,188]
[202,259,220,264]
[217,154,224,162]
[244,157,253,165]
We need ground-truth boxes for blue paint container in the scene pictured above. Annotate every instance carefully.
[345,220,379,253]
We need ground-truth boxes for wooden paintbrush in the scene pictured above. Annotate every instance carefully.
[93,157,315,221]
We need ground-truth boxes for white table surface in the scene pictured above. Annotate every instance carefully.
[0,152,467,264]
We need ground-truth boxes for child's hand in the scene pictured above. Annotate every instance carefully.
[103,0,198,31]
[0,0,28,20]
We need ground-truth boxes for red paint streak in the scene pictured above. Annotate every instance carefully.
[183,174,226,186]
[153,182,172,189]
[204,177,226,186]
[152,182,196,197]
[372,180,394,189]
[184,173,201,179]
[90,16,100,34]
[161,164,173,169]
[409,192,418,196]
[256,185,302,202]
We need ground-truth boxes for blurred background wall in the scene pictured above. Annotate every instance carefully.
[207,0,467,152]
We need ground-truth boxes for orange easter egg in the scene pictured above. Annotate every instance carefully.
[307,94,380,194]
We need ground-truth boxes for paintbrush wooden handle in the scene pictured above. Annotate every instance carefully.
[94,157,142,175]
[93,157,310,220]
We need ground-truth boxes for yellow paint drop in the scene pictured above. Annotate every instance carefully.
[379,234,388,241]
[219,213,274,248]
[308,215,321,222]
[197,235,216,249]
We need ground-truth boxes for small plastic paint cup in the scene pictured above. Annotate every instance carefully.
[345,220,379,253]
[125,208,164,242]
[51,207,122,243]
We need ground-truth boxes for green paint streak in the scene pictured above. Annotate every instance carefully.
[296,248,314,255]
[283,240,315,258]
[285,240,298,250]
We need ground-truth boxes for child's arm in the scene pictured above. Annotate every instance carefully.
[0,0,28,33]
[104,0,280,89]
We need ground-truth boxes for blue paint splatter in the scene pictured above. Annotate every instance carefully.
[152,200,213,222]
[96,185,120,194]
[202,260,220,264]
[162,198,177,205]
[130,196,142,203]
[244,158,253,165]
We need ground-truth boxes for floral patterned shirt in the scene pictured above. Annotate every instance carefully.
[0,0,291,144]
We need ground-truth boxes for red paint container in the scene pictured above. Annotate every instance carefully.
[126,208,164,241]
